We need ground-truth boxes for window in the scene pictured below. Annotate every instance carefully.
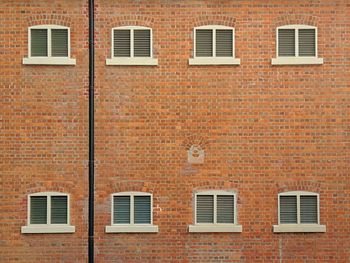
[105,192,158,233]
[272,25,323,65]
[21,192,75,233]
[23,25,76,65]
[189,25,240,65]
[106,26,158,66]
[273,191,326,233]
[188,190,242,233]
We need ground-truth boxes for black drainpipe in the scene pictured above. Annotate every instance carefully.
[88,0,95,262]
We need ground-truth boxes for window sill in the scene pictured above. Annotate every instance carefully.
[21,225,75,234]
[188,224,242,233]
[22,57,76,65]
[273,224,326,233]
[106,58,158,66]
[105,225,159,233]
[189,57,241,65]
[271,57,323,65]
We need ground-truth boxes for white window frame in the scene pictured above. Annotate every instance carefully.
[272,24,323,65]
[188,190,242,233]
[189,25,240,65]
[21,192,75,234]
[105,191,158,233]
[273,191,326,233]
[23,25,76,65]
[106,26,158,66]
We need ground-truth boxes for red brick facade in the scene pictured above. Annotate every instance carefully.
[1,0,350,262]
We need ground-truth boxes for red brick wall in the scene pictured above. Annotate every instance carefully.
[0,0,88,262]
[1,0,350,262]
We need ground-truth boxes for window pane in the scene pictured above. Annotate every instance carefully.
[217,195,234,223]
[196,195,214,223]
[114,29,131,57]
[30,196,47,224]
[114,196,130,224]
[196,29,213,57]
[31,29,48,56]
[300,195,318,223]
[299,29,316,56]
[134,29,151,57]
[216,29,233,57]
[51,196,68,224]
[280,196,297,224]
[51,29,68,57]
[278,29,295,56]
[134,196,151,224]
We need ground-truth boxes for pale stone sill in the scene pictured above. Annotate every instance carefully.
[105,225,159,233]
[23,57,76,65]
[273,224,326,233]
[188,224,243,233]
[189,57,241,65]
[106,58,158,66]
[271,57,323,65]
[21,225,75,234]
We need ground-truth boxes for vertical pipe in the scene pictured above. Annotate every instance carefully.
[88,0,95,262]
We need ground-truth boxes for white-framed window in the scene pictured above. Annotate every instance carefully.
[23,25,76,65]
[105,192,158,233]
[21,192,75,234]
[189,25,240,65]
[273,191,326,233]
[188,190,242,233]
[106,26,158,66]
[272,25,323,65]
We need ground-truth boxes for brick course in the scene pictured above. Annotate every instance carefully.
[0,0,349,262]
